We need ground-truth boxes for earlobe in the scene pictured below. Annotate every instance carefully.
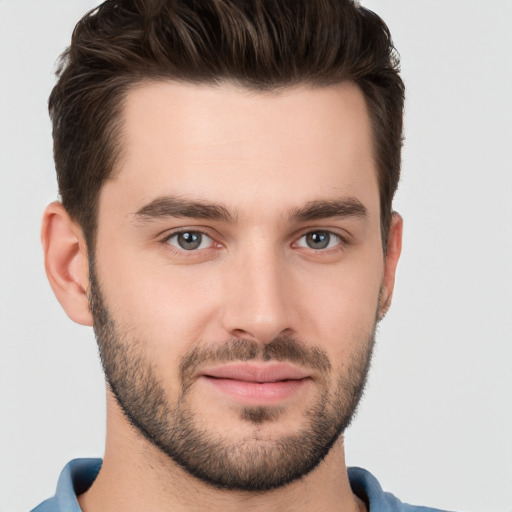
[378,213,403,320]
[41,202,93,326]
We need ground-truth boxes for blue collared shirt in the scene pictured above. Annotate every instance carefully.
[31,458,452,511]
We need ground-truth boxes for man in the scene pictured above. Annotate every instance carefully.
[33,0,449,511]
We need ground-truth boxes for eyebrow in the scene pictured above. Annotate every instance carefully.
[132,195,367,224]
[133,195,237,223]
[290,198,368,223]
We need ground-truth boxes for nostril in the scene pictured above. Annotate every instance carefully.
[231,328,251,339]
[227,326,295,346]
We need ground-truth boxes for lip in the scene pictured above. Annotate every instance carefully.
[201,362,311,382]
[198,363,311,404]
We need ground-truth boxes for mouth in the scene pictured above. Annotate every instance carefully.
[198,363,312,404]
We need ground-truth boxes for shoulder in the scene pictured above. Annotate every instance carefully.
[348,467,456,512]
[31,458,102,512]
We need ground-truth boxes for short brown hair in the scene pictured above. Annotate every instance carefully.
[49,0,404,249]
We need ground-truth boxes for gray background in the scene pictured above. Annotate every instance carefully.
[1,1,511,510]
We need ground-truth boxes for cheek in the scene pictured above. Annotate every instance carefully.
[96,251,222,352]
[95,226,383,369]
[301,250,383,356]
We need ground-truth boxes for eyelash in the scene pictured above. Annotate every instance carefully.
[294,231,347,252]
[163,230,219,255]
[161,228,349,256]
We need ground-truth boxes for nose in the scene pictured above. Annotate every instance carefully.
[220,244,296,344]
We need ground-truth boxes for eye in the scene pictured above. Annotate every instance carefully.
[166,231,214,251]
[296,231,342,250]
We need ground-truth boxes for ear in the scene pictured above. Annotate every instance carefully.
[41,202,93,326]
[378,212,403,320]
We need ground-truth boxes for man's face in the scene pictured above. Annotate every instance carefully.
[90,81,395,490]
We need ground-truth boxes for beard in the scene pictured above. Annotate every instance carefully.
[88,264,376,492]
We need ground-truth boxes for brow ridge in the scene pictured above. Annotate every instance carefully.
[133,195,367,225]
[133,195,236,223]
[291,198,367,222]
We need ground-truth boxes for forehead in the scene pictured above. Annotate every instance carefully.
[105,80,379,219]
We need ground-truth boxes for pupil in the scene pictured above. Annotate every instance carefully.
[307,231,329,249]
[178,232,201,250]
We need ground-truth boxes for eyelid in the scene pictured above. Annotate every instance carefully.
[295,232,340,248]
[291,228,350,251]
[158,226,350,256]
[161,227,222,254]
[167,231,213,249]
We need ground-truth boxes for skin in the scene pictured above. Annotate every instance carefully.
[41,81,402,512]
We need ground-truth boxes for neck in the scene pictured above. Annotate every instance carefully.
[78,396,366,512]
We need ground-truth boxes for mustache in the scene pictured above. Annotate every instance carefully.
[179,336,331,385]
